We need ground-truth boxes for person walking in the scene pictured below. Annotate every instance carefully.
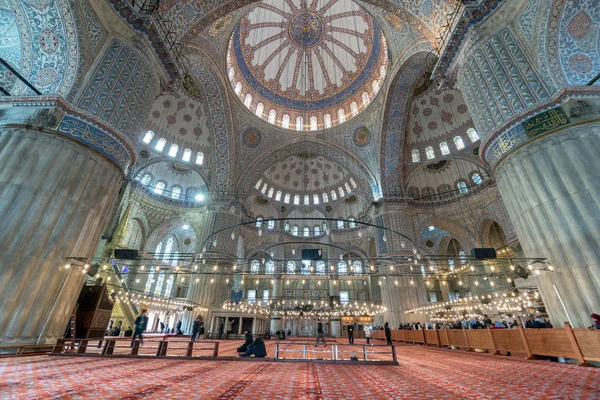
[199,322,205,339]
[315,319,326,346]
[384,322,392,345]
[347,324,354,345]
[364,325,371,345]
[191,317,200,341]
[218,321,224,339]
[131,311,148,347]
[176,320,183,335]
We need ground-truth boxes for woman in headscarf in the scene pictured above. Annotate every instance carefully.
[591,313,600,329]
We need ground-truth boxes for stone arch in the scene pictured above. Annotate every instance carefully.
[477,218,509,249]
[0,0,82,97]
[145,218,198,254]
[236,138,379,200]
[186,48,236,195]
[380,51,432,196]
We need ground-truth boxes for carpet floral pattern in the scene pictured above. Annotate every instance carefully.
[1,342,599,399]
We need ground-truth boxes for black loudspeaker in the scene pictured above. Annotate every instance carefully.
[114,249,139,260]
[302,249,322,261]
[470,248,497,259]
[514,266,530,279]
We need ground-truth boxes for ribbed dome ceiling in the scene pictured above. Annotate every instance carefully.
[227,0,388,131]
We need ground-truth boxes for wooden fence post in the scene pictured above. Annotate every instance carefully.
[517,321,536,360]
[563,322,590,366]
[213,341,219,359]
[462,327,473,352]
[487,326,500,355]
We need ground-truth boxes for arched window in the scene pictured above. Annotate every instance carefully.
[324,114,332,129]
[350,101,358,116]
[362,92,370,107]
[268,109,276,124]
[154,181,166,195]
[284,222,290,232]
[286,260,296,274]
[304,195,310,205]
[301,260,311,275]
[155,138,166,152]
[412,149,420,163]
[275,191,282,201]
[255,180,262,190]
[291,225,298,236]
[164,237,174,260]
[156,242,163,254]
[244,93,253,107]
[425,146,435,160]
[312,260,324,275]
[330,190,337,201]
[282,114,290,129]
[267,187,274,198]
[164,275,174,297]
[472,173,483,185]
[345,182,351,193]
[154,273,165,296]
[255,102,264,117]
[337,109,345,123]
[171,186,181,200]
[182,148,192,162]
[234,82,242,95]
[228,68,235,80]
[303,226,310,237]
[313,194,319,205]
[457,181,468,194]
[168,144,178,157]
[407,187,419,198]
[337,220,344,229]
[267,219,275,229]
[338,186,345,197]
[144,272,154,293]
[250,260,260,274]
[142,130,154,144]
[459,250,467,264]
[293,195,300,205]
[141,174,152,185]
[265,260,274,274]
[454,136,465,150]
[284,193,291,204]
[261,183,268,194]
[310,116,318,131]
[256,217,263,228]
[352,260,362,275]
[440,142,450,155]
[338,261,348,275]
[350,178,357,188]
[467,128,480,142]
[322,222,328,232]
[296,116,303,131]
[322,192,329,203]
[314,225,321,236]
[349,218,356,228]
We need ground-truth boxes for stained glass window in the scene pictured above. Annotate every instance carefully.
[154,273,165,296]
[164,275,174,297]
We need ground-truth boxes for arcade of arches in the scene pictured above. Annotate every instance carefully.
[1,0,600,396]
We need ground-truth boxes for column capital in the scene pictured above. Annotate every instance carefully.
[0,96,136,172]
[482,94,600,170]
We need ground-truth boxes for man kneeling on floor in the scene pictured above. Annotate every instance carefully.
[239,335,267,358]
[237,329,254,353]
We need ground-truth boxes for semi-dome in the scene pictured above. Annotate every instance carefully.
[227,0,388,131]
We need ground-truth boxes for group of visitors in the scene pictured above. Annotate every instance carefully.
[237,329,267,358]
[191,317,205,341]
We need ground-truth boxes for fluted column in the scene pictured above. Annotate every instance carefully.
[495,124,600,327]
[381,277,428,327]
[0,128,122,345]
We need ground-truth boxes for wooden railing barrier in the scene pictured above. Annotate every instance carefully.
[370,322,597,366]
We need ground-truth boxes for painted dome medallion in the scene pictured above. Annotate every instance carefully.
[227,0,388,131]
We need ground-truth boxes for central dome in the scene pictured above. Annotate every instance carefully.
[227,0,388,131]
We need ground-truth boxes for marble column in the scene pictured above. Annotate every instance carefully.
[329,280,340,336]
[270,275,283,333]
[495,124,600,327]
[380,276,428,327]
[0,128,123,345]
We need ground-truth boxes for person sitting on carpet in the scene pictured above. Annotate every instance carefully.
[240,335,267,358]
[237,329,253,353]
[590,313,600,330]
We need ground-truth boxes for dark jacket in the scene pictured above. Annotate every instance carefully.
[244,331,253,346]
[134,315,148,330]
[192,320,200,333]
[317,322,323,333]
[249,338,267,357]
[347,325,354,335]
[384,324,391,336]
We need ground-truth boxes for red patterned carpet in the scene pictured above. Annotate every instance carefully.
[1,341,599,399]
